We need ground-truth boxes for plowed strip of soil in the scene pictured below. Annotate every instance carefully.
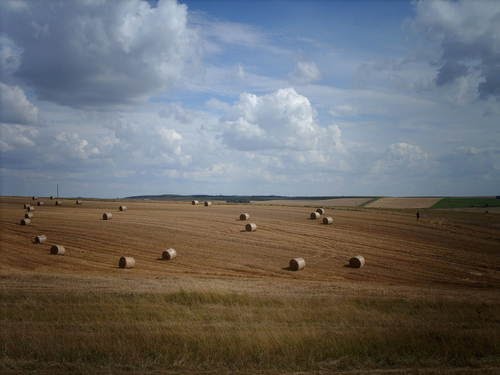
[365,197,442,209]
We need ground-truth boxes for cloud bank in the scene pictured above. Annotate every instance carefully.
[0,0,198,107]
[414,0,500,99]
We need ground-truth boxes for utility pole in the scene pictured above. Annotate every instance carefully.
[57,184,59,198]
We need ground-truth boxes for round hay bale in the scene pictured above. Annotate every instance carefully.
[50,196,54,200]
[162,248,177,260]
[322,216,333,225]
[37,201,44,206]
[23,203,29,209]
[119,205,127,211]
[316,208,325,215]
[310,212,320,219]
[32,196,38,200]
[27,205,35,212]
[76,200,83,205]
[289,257,306,271]
[50,244,65,255]
[349,255,365,268]
[20,218,31,225]
[192,200,199,205]
[25,212,33,219]
[245,223,257,232]
[35,235,47,244]
[55,200,62,206]
[119,256,135,269]
[204,201,212,206]
[240,213,250,220]
[102,212,112,220]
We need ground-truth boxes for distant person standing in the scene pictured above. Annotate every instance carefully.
[416,210,420,221]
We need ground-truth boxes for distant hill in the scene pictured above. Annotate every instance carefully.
[125,194,375,203]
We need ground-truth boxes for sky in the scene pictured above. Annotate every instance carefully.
[0,0,499,198]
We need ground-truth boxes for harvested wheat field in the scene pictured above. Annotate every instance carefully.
[252,197,374,207]
[365,197,443,209]
[1,196,499,374]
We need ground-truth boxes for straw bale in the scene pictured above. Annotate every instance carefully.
[289,258,306,271]
[322,216,333,224]
[310,212,320,219]
[349,255,365,268]
[162,248,177,260]
[119,256,135,268]
[50,244,65,255]
[245,223,257,232]
[35,235,47,244]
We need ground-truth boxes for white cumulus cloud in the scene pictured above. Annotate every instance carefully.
[294,61,321,83]
[222,88,341,152]
[0,82,38,124]
[0,123,38,151]
[371,142,429,175]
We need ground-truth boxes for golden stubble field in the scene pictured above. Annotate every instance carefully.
[1,196,499,374]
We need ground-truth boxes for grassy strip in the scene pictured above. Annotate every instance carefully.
[432,198,500,209]
[1,290,499,372]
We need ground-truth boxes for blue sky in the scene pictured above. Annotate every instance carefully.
[1,0,499,198]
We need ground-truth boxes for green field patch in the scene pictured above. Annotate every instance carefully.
[432,197,500,209]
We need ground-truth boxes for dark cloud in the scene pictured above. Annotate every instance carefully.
[0,0,198,107]
[437,146,500,178]
[435,61,469,86]
[415,0,500,99]
[478,63,500,99]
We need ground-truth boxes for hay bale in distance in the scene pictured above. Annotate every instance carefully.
[23,203,29,209]
[119,256,135,268]
[35,235,47,244]
[245,223,257,232]
[162,248,177,260]
[50,244,65,255]
[316,208,325,215]
[55,200,62,206]
[26,205,35,212]
[32,196,38,200]
[119,205,127,211]
[102,212,112,220]
[204,201,212,206]
[20,218,31,225]
[310,212,320,219]
[50,196,54,200]
[349,255,365,268]
[76,200,83,205]
[240,213,250,220]
[289,258,306,271]
[25,212,33,219]
[322,216,333,225]
[192,200,199,205]
[37,201,44,206]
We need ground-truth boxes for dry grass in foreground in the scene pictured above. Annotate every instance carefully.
[1,287,499,374]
